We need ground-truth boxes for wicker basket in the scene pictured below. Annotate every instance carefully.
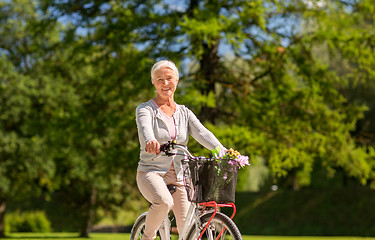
[183,159,238,203]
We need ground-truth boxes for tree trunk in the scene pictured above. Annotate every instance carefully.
[199,39,221,123]
[0,198,6,238]
[79,187,97,238]
[291,170,300,191]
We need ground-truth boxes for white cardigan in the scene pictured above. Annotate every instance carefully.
[135,100,225,181]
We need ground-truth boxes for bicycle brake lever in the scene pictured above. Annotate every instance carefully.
[160,141,176,156]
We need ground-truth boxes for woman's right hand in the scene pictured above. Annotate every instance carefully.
[146,140,161,154]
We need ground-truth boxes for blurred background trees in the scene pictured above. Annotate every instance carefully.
[0,0,374,237]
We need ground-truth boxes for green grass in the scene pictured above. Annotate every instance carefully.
[6,233,375,240]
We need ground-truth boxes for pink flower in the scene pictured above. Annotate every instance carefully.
[237,155,250,168]
[211,147,250,169]
[228,160,237,166]
[223,172,228,180]
[214,148,226,159]
[227,155,250,168]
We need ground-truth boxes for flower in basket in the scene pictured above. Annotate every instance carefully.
[202,147,250,203]
[211,146,250,169]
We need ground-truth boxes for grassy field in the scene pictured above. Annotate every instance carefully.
[6,233,375,240]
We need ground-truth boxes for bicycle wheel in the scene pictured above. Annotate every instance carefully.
[130,214,164,240]
[186,211,242,240]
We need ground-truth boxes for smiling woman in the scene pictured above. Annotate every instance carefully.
[134,59,228,240]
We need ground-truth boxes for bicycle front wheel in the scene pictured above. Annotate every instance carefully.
[130,214,147,240]
[186,211,242,240]
[130,214,164,240]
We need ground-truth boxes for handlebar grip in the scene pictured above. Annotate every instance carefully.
[159,143,169,153]
[143,141,177,155]
[160,141,177,156]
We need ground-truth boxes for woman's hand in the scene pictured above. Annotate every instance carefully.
[146,140,161,154]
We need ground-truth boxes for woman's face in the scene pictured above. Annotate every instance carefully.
[153,67,178,99]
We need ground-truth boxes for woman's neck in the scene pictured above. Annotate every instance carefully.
[153,95,175,107]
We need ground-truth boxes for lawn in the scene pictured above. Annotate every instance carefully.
[6,233,375,240]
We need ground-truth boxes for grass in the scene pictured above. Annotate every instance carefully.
[5,233,375,240]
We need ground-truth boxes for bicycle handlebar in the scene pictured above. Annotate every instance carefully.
[160,141,201,160]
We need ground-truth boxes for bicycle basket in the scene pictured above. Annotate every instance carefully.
[183,159,238,203]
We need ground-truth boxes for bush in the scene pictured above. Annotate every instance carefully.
[5,210,52,233]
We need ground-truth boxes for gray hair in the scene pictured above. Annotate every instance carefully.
[151,60,179,83]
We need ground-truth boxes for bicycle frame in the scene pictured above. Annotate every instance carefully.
[178,202,198,240]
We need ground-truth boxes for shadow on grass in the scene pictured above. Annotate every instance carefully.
[5,233,81,239]
[5,233,131,239]
[5,238,81,239]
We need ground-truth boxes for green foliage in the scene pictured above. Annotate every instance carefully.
[0,55,55,199]
[5,210,51,233]
[0,0,154,236]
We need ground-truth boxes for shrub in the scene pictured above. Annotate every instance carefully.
[5,210,52,233]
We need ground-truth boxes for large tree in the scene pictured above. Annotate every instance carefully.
[1,0,153,236]
[0,0,60,236]
[0,56,56,238]
[41,0,374,193]
[44,43,153,236]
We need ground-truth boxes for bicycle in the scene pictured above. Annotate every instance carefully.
[131,141,242,240]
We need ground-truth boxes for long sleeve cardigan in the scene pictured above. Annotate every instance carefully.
[135,100,225,181]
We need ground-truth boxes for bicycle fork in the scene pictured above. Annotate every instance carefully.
[159,215,171,240]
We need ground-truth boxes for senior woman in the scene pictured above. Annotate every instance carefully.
[135,60,226,240]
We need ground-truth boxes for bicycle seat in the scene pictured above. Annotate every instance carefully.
[167,184,176,194]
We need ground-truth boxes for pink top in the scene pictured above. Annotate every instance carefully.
[151,99,177,140]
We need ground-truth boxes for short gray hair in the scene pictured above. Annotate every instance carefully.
[151,60,179,83]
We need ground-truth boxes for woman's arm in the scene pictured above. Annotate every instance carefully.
[136,105,157,147]
[187,108,225,150]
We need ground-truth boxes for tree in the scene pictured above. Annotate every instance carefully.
[44,43,153,236]
[295,0,375,188]
[1,0,153,236]
[0,55,56,237]
[0,0,61,236]
[41,0,374,189]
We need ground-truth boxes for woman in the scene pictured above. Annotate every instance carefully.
[135,60,226,240]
